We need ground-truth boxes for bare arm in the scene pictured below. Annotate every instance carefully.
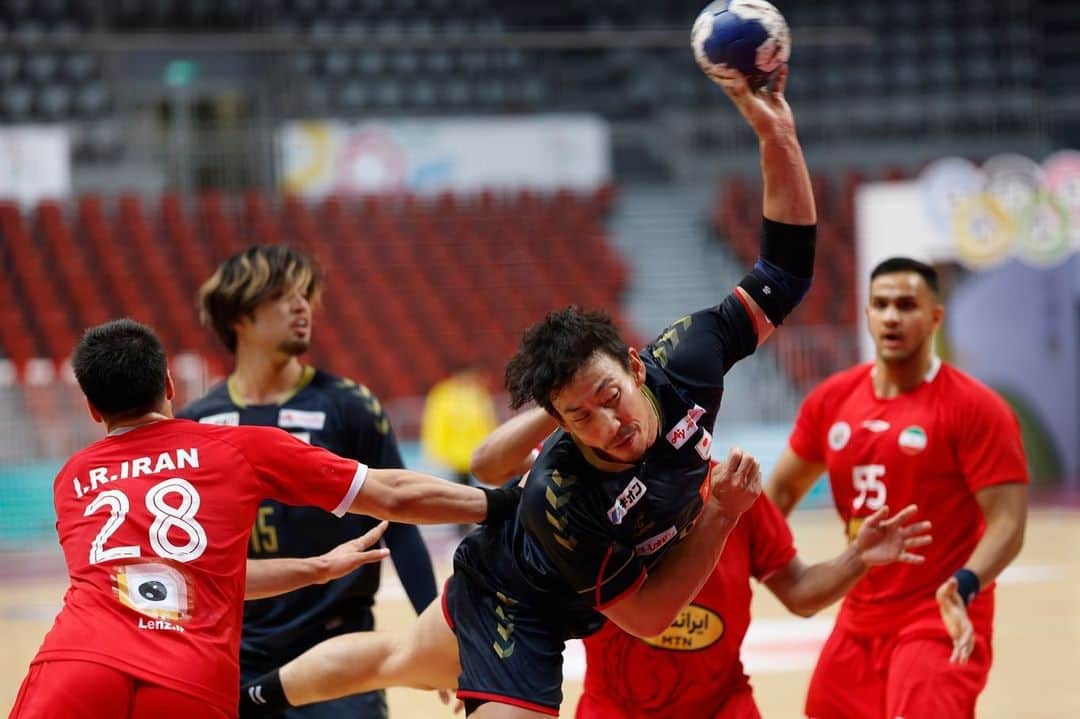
[765,505,932,617]
[351,468,489,524]
[469,407,557,486]
[711,65,816,346]
[244,522,390,600]
[765,445,825,516]
[966,482,1028,585]
[602,449,761,638]
[936,482,1027,664]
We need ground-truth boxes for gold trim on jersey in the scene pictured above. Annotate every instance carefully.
[226,364,317,407]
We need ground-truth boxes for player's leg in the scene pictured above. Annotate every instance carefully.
[449,574,563,717]
[280,598,461,704]
[9,660,133,718]
[803,627,886,719]
[131,683,232,719]
[885,633,991,719]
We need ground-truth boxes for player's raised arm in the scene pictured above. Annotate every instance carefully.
[469,406,557,486]
[711,64,816,346]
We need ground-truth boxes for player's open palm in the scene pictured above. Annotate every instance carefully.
[936,577,976,664]
[314,521,391,584]
[708,64,795,139]
[710,447,761,519]
[852,504,932,567]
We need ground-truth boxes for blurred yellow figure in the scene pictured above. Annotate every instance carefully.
[421,369,498,487]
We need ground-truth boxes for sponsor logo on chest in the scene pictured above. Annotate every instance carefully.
[278,409,326,431]
[667,404,706,449]
[641,604,725,650]
[635,525,677,555]
[607,477,647,525]
[198,411,239,426]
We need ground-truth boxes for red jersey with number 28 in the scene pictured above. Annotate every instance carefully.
[577,496,796,719]
[788,360,1028,635]
[32,419,366,714]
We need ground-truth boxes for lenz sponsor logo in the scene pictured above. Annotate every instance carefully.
[635,525,676,555]
[641,604,724,651]
[607,477,647,525]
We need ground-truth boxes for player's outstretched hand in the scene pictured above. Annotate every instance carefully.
[852,504,932,567]
[312,521,391,585]
[936,577,976,664]
[708,64,795,141]
[709,447,762,519]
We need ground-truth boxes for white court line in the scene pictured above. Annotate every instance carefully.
[375,563,1068,680]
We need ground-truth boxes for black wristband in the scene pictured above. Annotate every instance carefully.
[481,485,522,525]
[760,217,816,278]
[239,668,291,718]
[953,568,981,606]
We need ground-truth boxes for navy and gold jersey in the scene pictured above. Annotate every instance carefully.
[177,366,432,666]
[453,292,757,639]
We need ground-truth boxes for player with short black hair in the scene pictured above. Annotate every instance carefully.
[181,244,439,719]
[10,319,519,719]
[237,64,818,719]
[72,318,169,420]
[767,256,1029,719]
[869,256,939,294]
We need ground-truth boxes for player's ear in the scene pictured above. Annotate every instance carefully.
[165,371,176,401]
[85,398,103,424]
[628,348,646,387]
[932,302,945,328]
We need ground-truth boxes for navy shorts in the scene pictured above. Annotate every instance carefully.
[443,572,564,716]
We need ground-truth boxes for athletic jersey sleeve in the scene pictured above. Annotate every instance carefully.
[643,293,758,391]
[955,386,1029,492]
[235,426,366,517]
[521,470,646,610]
[343,383,406,470]
[788,381,829,463]
[746,495,797,581]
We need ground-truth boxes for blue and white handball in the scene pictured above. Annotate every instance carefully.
[692,0,791,90]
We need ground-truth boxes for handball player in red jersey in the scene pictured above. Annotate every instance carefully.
[9,319,521,719]
[767,257,1029,719]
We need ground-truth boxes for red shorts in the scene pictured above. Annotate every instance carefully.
[805,625,992,719]
[576,687,762,719]
[11,660,232,719]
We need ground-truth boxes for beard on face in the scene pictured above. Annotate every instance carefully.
[278,338,310,356]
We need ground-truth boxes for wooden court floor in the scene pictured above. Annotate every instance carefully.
[3,508,1078,718]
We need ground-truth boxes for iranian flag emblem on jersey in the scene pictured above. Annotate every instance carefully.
[898,426,928,455]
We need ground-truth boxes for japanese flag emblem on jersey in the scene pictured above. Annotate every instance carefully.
[667,405,706,449]
[114,562,191,622]
[898,426,928,455]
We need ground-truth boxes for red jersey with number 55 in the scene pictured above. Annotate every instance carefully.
[32,419,367,713]
[788,359,1027,635]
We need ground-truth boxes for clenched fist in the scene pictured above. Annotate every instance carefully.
[709,447,762,519]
